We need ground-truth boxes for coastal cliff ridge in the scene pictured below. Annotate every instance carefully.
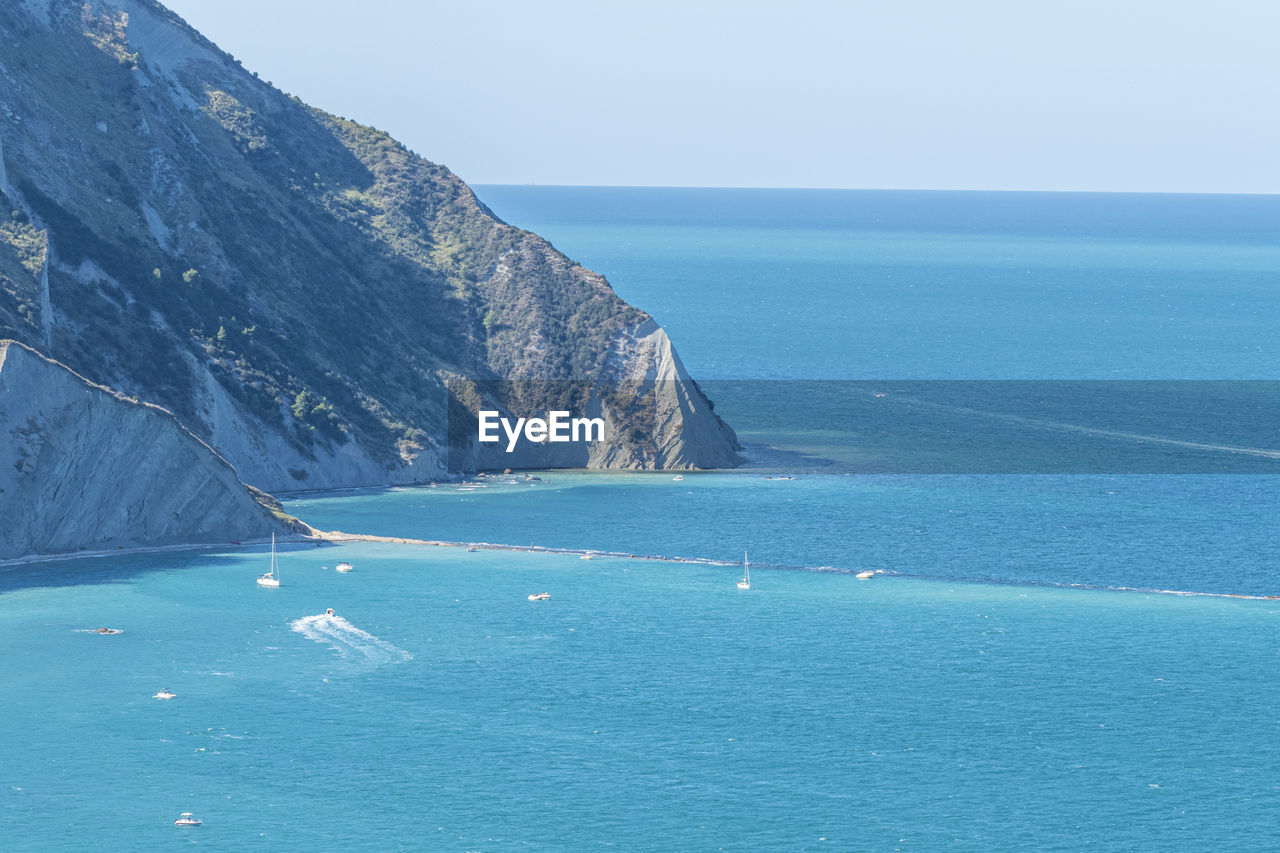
[0,0,740,494]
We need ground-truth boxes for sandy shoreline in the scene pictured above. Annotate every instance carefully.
[315,530,742,567]
[0,528,741,570]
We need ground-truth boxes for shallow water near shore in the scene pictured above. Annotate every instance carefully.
[291,472,1280,598]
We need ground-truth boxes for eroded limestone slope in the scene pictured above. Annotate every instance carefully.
[0,339,300,560]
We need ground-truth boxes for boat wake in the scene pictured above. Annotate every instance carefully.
[290,612,413,668]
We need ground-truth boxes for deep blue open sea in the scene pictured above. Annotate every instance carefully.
[4,188,1280,850]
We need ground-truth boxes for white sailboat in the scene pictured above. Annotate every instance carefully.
[737,551,751,590]
[257,534,280,587]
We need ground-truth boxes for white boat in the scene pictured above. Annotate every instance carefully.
[174,813,202,827]
[737,551,751,590]
[527,592,551,601]
[672,475,684,481]
[856,570,875,580]
[335,561,353,573]
[257,534,280,587]
[153,690,177,700]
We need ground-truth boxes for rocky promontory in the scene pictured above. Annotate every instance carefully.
[0,0,740,493]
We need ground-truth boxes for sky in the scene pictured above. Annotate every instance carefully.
[161,0,1280,193]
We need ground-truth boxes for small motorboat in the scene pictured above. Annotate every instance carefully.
[93,627,122,635]
[174,813,202,827]
[325,608,336,617]
[154,690,177,700]
[527,592,551,601]
[672,475,684,481]
[335,561,353,573]
[580,553,594,560]
[856,570,875,580]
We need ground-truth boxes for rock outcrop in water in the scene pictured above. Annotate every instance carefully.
[0,339,300,560]
[0,0,740,493]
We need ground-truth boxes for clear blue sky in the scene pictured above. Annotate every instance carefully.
[163,0,1279,193]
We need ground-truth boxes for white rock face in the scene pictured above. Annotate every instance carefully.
[99,0,212,110]
[140,201,171,248]
[0,340,297,560]
[601,319,742,470]
[461,320,742,473]
[106,0,215,76]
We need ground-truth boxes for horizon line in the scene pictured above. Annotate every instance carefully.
[470,183,1280,198]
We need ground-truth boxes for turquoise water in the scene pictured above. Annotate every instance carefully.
[6,189,1280,849]
[4,539,1280,850]
[290,474,1280,598]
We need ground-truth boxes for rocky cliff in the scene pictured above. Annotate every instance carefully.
[0,339,300,560]
[0,0,740,492]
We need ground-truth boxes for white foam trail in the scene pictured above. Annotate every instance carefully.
[882,391,1280,460]
[290,613,412,668]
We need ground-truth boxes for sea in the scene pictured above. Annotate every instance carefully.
[4,188,1280,850]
